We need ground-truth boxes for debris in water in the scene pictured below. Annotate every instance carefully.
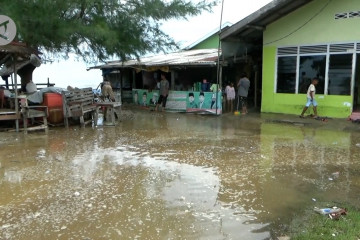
[314,207,347,220]
[330,172,340,180]
[74,191,80,197]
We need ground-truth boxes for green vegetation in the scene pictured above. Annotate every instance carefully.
[1,0,216,62]
[289,203,360,240]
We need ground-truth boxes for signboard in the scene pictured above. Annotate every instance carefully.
[132,89,222,114]
[0,15,16,46]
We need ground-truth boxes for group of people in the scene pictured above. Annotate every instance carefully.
[131,71,320,117]
[224,72,250,114]
[225,74,319,118]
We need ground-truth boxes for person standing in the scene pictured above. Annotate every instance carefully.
[156,73,169,111]
[300,78,319,118]
[201,78,210,92]
[237,72,250,114]
[210,81,220,109]
[101,80,115,102]
[225,82,235,112]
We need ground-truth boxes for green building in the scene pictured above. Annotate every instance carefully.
[221,0,360,118]
[185,22,232,50]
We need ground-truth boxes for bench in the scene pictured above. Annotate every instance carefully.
[1,96,48,133]
[22,105,48,134]
[95,101,121,126]
[62,88,98,127]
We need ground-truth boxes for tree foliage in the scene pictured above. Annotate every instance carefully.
[1,0,217,62]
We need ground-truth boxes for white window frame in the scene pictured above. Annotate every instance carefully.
[276,42,359,96]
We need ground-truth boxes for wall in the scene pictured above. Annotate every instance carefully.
[262,0,360,117]
[264,0,360,46]
[189,34,219,50]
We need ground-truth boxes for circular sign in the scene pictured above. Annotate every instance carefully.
[0,15,17,46]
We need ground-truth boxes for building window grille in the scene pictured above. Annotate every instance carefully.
[349,11,360,18]
[335,12,348,19]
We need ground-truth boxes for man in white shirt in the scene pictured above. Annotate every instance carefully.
[300,78,319,118]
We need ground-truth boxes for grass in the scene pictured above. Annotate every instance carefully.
[288,202,360,240]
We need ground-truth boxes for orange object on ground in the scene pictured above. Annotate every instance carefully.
[43,93,64,124]
[43,93,62,107]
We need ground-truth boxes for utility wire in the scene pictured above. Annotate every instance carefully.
[263,0,332,46]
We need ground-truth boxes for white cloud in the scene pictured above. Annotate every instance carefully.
[161,0,273,47]
[33,55,102,89]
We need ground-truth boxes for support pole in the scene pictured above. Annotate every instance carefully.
[215,0,225,115]
[13,54,19,132]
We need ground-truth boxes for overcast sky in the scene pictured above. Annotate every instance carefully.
[33,0,273,89]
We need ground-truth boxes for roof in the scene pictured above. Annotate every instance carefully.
[220,0,313,41]
[0,42,40,77]
[184,22,232,50]
[90,49,221,70]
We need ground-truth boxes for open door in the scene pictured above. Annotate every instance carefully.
[354,53,360,112]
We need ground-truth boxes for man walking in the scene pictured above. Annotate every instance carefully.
[300,78,319,118]
[237,72,250,114]
[155,73,169,111]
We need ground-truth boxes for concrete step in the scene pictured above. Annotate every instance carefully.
[350,112,360,120]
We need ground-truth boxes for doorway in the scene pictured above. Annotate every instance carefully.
[354,54,360,111]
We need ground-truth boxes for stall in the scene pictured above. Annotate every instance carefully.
[90,49,224,114]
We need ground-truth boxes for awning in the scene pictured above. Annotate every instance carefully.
[89,48,221,71]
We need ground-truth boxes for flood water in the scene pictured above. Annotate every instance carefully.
[1,110,360,240]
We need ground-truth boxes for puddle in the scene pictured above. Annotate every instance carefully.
[1,110,360,239]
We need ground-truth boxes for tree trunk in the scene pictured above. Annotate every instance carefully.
[18,64,36,92]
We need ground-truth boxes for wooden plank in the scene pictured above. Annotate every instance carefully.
[62,87,97,127]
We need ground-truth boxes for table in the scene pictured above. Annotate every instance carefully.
[95,102,121,126]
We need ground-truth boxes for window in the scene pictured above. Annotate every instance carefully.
[328,54,352,95]
[298,56,326,94]
[277,56,297,93]
[276,43,357,96]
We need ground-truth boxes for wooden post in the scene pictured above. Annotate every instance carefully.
[13,54,19,132]
[132,70,136,89]
[171,70,175,90]
[254,70,258,108]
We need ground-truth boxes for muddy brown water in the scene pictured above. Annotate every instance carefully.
[1,110,360,240]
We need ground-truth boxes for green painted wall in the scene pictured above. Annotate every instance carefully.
[264,0,360,46]
[261,0,359,118]
[189,34,219,50]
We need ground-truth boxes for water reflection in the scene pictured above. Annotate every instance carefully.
[1,111,360,239]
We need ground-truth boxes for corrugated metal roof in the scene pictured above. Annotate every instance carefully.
[90,49,220,69]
